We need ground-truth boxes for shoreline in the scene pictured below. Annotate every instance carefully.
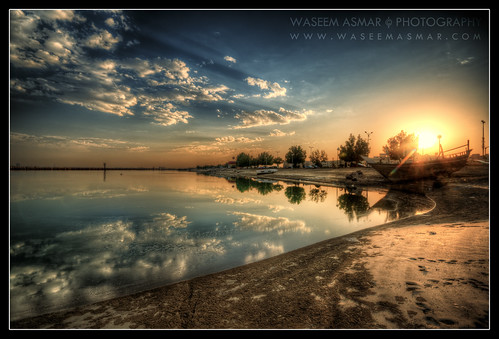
[10,164,489,329]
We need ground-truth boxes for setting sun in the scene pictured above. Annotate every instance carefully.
[417,130,438,153]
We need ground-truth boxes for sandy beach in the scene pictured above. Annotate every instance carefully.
[10,163,489,329]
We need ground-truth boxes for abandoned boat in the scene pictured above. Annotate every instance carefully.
[362,141,472,182]
[256,167,278,175]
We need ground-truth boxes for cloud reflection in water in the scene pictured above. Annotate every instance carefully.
[10,171,433,321]
[10,212,227,320]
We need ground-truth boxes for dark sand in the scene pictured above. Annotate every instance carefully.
[10,164,489,329]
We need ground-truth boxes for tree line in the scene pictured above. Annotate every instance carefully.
[234,130,419,168]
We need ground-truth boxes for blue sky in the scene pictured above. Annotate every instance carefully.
[10,9,489,167]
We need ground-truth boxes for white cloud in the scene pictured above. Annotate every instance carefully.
[10,212,231,318]
[57,84,137,116]
[10,10,80,69]
[457,57,475,65]
[36,9,86,23]
[269,129,295,137]
[245,77,287,99]
[10,11,232,125]
[244,241,284,264]
[140,100,193,126]
[175,134,263,155]
[215,136,264,144]
[224,56,237,63]
[173,143,222,155]
[85,29,121,50]
[126,39,140,47]
[105,17,116,27]
[246,77,269,89]
[232,212,310,235]
[10,132,149,152]
[233,107,311,129]
[215,196,262,205]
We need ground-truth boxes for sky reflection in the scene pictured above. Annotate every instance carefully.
[10,170,432,321]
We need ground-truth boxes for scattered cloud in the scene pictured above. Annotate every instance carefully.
[269,129,295,137]
[232,212,310,235]
[224,56,237,63]
[233,107,311,129]
[457,57,475,65]
[215,136,264,144]
[139,99,193,126]
[174,134,264,155]
[173,142,222,155]
[267,205,294,213]
[214,196,262,205]
[245,77,287,99]
[244,241,284,264]
[10,132,149,152]
[10,212,230,318]
[10,10,231,125]
[148,213,191,230]
[85,29,121,50]
[105,17,116,27]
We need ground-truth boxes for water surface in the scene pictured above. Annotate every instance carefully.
[10,170,431,321]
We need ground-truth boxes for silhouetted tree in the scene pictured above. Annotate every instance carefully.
[383,130,419,161]
[309,187,328,202]
[236,152,251,167]
[338,134,370,164]
[336,191,370,222]
[285,185,306,204]
[273,156,284,166]
[256,152,274,166]
[285,145,307,168]
[309,149,328,167]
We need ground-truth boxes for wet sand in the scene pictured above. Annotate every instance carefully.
[10,164,489,329]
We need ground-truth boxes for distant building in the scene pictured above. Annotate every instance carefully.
[226,161,237,168]
[321,161,335,168]
[283,161,304,168]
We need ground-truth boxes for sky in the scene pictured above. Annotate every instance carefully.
[9,9,489,168]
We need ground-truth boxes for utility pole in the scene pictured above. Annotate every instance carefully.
[481,120,486,157]
[364,131,373,156]
[437,135,443,158]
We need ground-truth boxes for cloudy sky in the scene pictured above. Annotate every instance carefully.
[10,9,489,168]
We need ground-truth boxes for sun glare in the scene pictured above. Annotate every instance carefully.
[417,130,438,153]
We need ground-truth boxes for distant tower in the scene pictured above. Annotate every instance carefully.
[364,131,373,156]
[481,120,486,156]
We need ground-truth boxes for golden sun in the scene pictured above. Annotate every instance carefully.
[417,130,438,152]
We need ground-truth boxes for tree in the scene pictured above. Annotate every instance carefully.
[273,156,284,166]
[382,130,419,161]
[256,152,274,166]
[336,191,370,222]
[309,149,328,167]
[338,134,370,164]
[236,152,252,167]
[285,186,306,204]
[309,187,328,202]
[285,145,307,168]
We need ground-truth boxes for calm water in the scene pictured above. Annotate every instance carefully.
[9,170,431,320]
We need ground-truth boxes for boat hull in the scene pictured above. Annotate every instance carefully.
[365,151,471,182]
[256,168,278,175]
